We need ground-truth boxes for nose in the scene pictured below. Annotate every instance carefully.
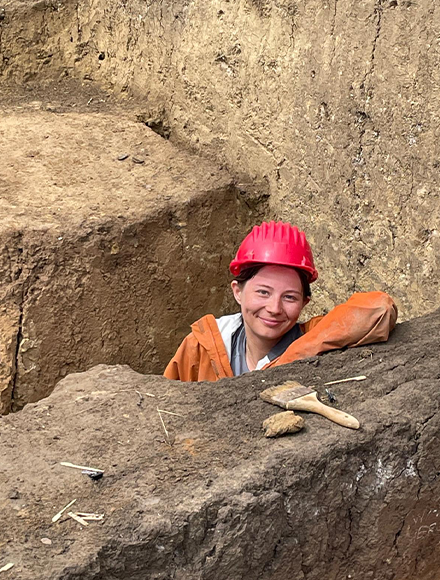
[266,294,282,315]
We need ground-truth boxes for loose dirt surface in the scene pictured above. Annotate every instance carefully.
[0,81,228,226]
[1,309,439,579]
[0,79,119,112]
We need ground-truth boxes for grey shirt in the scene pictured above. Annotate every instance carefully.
[230,322,303,376]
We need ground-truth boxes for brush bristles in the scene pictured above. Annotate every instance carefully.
[260,381,312,408]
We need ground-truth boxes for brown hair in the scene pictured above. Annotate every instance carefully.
[233,264,311,299]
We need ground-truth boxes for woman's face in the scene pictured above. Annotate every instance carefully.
[231,265,309,347]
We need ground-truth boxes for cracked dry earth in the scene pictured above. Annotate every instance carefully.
[0,308,439,580]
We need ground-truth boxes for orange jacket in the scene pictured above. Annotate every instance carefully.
[163,291,398,382]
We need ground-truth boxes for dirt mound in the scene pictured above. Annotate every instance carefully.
[0,309,439,579]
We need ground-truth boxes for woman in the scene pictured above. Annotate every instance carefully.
[164,221,397,381]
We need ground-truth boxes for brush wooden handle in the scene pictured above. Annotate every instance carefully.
[286,392,360,430]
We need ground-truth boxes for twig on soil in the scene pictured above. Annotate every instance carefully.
[156,409,183,417]
[157,407,171,445]
[60,462,104,474]
[116,389,156,398]
[0,563,14,573]
[67,512,89,527]
[136,390,155,398]
[73,388,156,417]
[75,512,105,521]
[135,390,144,406]
[324,375,367,386]
[52,498,77,523]
[75,389,155,402]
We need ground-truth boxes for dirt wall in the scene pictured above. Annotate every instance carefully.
[0,100,257,413]
[2,0,439,319]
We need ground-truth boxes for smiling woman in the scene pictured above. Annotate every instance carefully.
[231,265,309,372]
[164,221,398,382]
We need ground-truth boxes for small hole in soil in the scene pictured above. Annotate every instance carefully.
[146,120,170,139]
[136,114,171,140]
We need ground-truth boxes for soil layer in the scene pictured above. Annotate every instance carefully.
[2,0,439,318]
[0,83,259,413]
[0,309,439,579]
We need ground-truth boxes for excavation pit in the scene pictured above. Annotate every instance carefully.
[0,87,257,413]
[1,0,440,577]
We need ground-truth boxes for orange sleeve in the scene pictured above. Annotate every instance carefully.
[163,325,227,382]
[269,291,398,367]
[164,333,203,381]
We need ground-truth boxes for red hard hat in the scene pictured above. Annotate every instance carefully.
[229,221,318,282]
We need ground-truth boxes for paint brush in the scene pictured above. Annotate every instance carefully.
[260,381,360,430]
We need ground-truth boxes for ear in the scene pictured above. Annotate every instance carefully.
[231,280,242,305]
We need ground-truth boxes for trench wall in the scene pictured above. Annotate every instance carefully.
[2,0,439,319]
[0,104,260,414]
[0,191,249,414]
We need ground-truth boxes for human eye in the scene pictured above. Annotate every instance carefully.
[256,289,269,296]
[284,294,299,302]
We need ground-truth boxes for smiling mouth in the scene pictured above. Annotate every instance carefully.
[259,317,284,327]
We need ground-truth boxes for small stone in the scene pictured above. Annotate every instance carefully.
[117,154,129,161]
[9,489,20,500]
[132,156,145,164]
[41,538,52,545]
[263,411,305,438]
